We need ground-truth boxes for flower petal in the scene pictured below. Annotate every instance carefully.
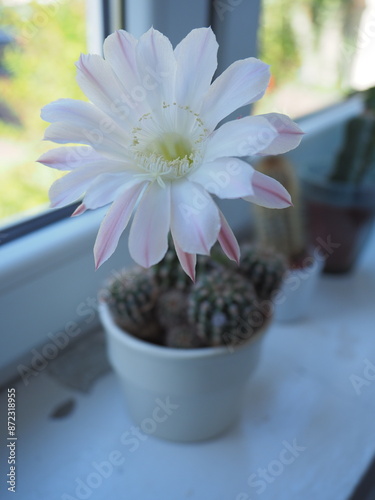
[201,58,270,130]
[170,180,220,255]
[37,146,102,171]
[129,181,171,268]
[174,27,218,110]
[172,235,196,282]
[72,203,87,217]
[48,161,133,207]
[103,30,150,118]
[135,28,176,110]
[243,170,292,208]
[83,172,136,210]
[42,99,131,161]
[44,126,129,163]
[218,211,240,263]
[75,54,136,127]
[256,113,304,155]
[189,157,254,199]
[205,116,278,161]
[94,180,148,269]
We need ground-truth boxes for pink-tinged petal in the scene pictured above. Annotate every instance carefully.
[75,54,137,127]
[170,180,220,255]
[243,170,292,208]
[257,113,304,155]
[174,27,218,109]
[201,58,270,130]
[48,162,135,208]
[71,204,87,217]
[218,211,240,263]
[42,99,131,161]
[44,122,129,162]
[42,99,130,147]
[204,116,278,162]
[129,182,171,268]
[37,146,103,171]
[103,30,149,118]
[172,235,196,282]
[189,157,254,199]
[83,172,135,210]
[135,28,176,109]
[94,181,148,269]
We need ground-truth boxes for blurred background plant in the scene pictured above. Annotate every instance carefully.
[328,86,375,184]
[256,0,373,116]
[254,156,309,268]
[0,0,86,224]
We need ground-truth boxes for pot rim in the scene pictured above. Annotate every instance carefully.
[99,300,267,360]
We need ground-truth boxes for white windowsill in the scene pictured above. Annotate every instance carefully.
[1,225,375,499]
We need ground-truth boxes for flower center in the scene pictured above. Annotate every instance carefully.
[147,133,192,162]
[131,105,208,185]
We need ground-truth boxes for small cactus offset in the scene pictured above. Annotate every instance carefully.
[255,155,307,266]
[238,244,287,300]
[156,290,189,330]
[104,267,161,342]
[187,269,260,347]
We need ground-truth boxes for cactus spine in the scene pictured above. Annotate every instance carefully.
[104,267,161,342]
[187,269,259,347]
[238,244,287,299]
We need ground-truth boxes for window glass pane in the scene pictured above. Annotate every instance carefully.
[255,0,375,118]
[0,0,87,228]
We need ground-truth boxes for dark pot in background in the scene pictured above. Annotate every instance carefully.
[302,174,375,274]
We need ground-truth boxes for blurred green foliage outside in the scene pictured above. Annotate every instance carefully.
[0,0,86,225]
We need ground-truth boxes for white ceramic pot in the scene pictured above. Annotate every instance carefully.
[275,255,323,322]
[99,301,267,442]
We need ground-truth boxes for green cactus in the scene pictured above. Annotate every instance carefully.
[104,267,161,342]
[255,155,307,266]
[104,244,286,348]
[165,324,205,349]
[329,86,375,184]
[151,246,192,292]
[187,269,260,347]
[151,245,220,291]
[238,244,287,300]
[156,289,189,330]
